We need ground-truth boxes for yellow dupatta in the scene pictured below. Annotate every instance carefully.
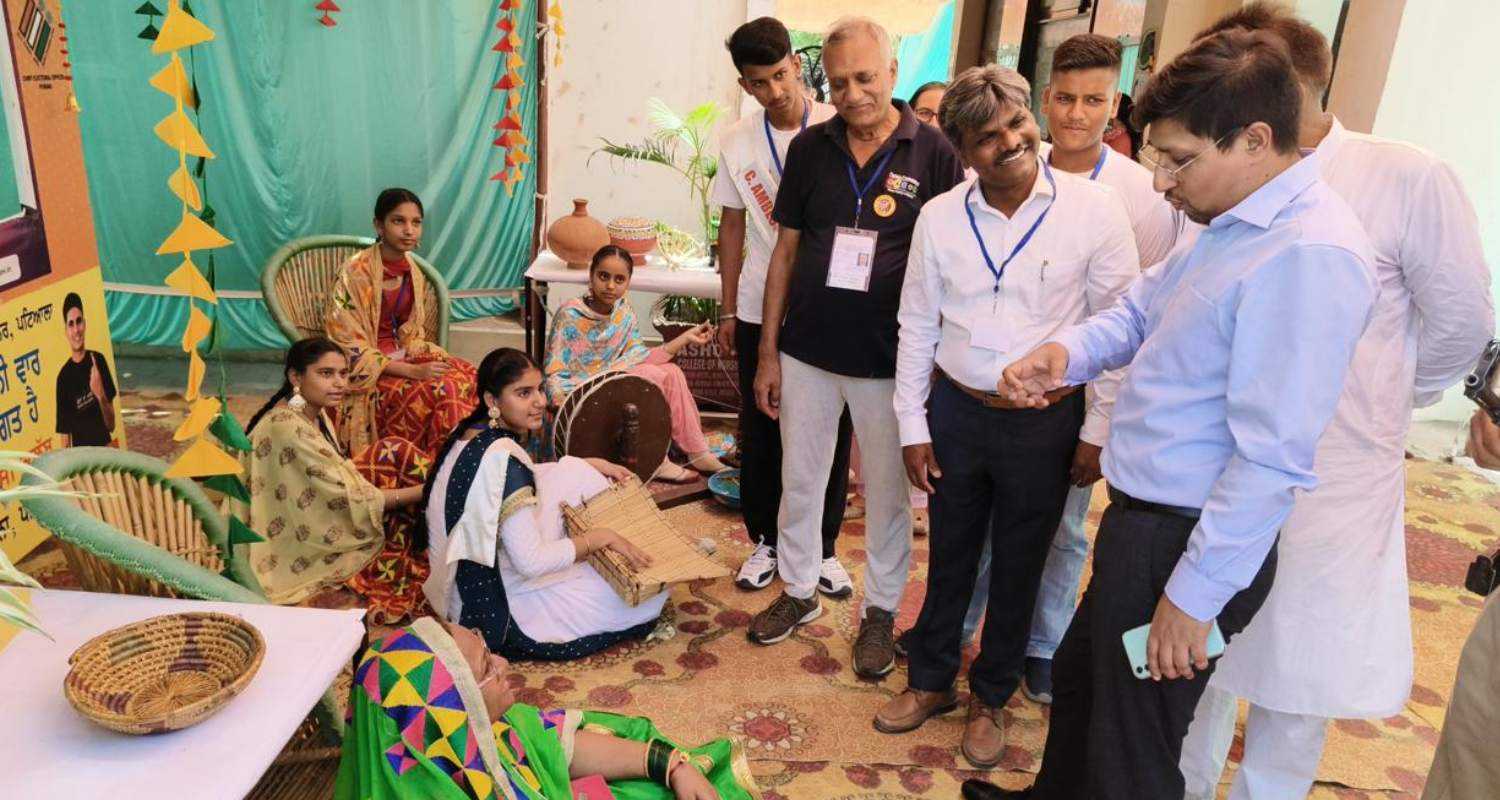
[325,244,449,452]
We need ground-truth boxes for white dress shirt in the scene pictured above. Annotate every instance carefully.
[895,159,1139,447]
[1041,141,1182,268]
[1207,117,1494,717]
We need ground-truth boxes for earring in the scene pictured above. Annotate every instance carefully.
[288,386,307,411]
[487,404,502,429]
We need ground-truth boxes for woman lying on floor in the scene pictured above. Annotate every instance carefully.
[542,245,728,483]
[423,347,669,661]
[237,337,431,622]
[336,617,754,799]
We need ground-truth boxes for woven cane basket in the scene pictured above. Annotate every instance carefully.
[64,612,266,735]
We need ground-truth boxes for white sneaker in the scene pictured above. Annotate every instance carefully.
[818,556,854,598]
[735,543,777,590]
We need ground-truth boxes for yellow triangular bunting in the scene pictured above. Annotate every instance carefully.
[507,52,524,69]
[165,436,242,478]
[182,305,212,353]
[165,256,217,303]
[173,397,221,441]
[158,210,232,254]
[184,349,206,401]
[168,164,202,210]
[149,53,195,107]
[152,0,216,55]
[154,108,215,158]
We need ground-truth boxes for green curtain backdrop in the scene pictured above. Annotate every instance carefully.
[64,0,537,349]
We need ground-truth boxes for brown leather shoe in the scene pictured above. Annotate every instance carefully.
[873,687,959,734]
[961,697,1006,768]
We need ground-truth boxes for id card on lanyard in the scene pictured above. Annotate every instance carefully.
[967,161,1057,354]
[828,147,896,293]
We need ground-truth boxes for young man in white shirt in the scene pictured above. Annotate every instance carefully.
[711,17,854,599]
[948,33,1184,706]
[875,64,1138,768]
[1178,6,1494,799]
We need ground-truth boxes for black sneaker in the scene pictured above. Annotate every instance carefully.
[853,608,897,679]
[1022,656,1053,704]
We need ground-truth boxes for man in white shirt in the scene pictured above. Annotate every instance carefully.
[949,33,1184,706]
[874,64,1138,769]
[711,17,854,599]
[1178,6,1495,799]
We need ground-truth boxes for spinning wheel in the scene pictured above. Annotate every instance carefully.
[552,372,671,482]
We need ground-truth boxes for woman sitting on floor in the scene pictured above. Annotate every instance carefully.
[325,187,478,457]
[423,347,669,661]
[336,617,755,799]
[237,336,432,622]
[542,245,728,482]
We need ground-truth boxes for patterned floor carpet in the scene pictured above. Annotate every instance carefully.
[24,390,1497,799]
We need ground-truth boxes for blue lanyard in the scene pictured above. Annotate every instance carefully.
[844,148,897,228]
[1047,144,1107,181]
[764,101,811,179]
[964,160,1057,295]
[1087,145,1107,180]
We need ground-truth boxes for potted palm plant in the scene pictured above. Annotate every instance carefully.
[0,451,66,639]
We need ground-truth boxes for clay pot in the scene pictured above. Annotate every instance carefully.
[607,216,658,266]
[547,198,611,269]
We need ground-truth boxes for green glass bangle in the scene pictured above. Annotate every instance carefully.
[646,738,674,784]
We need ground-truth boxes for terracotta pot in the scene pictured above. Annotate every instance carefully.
[607,216,658,267]
[547,198,611,269]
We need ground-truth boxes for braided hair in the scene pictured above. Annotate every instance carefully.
[414,347,538,551]
[246,337,346,435]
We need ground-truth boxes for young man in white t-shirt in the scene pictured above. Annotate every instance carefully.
[948,34,1184,707]
[711,17,852,598]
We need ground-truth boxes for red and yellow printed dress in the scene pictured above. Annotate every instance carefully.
[325,244,477,459]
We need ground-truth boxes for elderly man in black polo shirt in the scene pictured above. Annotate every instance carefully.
[748,14,965,679]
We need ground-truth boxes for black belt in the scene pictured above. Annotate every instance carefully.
[1107,487,1201,520]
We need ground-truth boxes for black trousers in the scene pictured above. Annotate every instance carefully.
[735,320,850,557]
[907,377,1082,706]
[1031,498,1279,800]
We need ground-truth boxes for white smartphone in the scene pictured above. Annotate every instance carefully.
[1122,620,1226,679]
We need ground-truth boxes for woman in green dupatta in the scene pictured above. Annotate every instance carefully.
[336,617,760,800]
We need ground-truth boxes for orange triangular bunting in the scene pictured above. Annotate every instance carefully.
[167,163,202,210]
[497,17,514,33]
[165,436,242,478]
[182,305,212,352]
[499,130,529,148]
[507,92,522,109]
[493,37,514,53]
[165,256,217,303]
[498,113,522,131]
[157,210,232,254]
[154,108,215,158]
[505,148,531,167]
[152,0,216,54]
[149,53,195,107]
[494,70,521,90]
[173,397,221,441]
[501,167,524,194]
[507,52,524,69]
[185,349,206,401]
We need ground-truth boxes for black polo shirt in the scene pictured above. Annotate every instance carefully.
[772,99,964,378]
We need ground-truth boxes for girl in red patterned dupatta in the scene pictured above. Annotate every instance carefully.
[326,188,478,459]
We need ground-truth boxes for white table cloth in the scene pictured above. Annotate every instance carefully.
[0,589,365,799]
[525,249,721,299]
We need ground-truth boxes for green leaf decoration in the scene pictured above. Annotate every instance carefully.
[194,155,206,178]
[202,473,250,502]
[210,410,253,452]
[201,203,217,227]
[138,22,160,40]
[182,0,194,16]
[135,2,163,15]
[226,514,264,545]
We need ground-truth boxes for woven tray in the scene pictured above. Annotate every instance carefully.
[64,611,265,735]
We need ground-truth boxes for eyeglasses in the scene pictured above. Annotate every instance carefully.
[1138,127,1243,182]
[913,107,937,123]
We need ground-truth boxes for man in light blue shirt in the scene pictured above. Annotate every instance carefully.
[962,28,1376,800]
